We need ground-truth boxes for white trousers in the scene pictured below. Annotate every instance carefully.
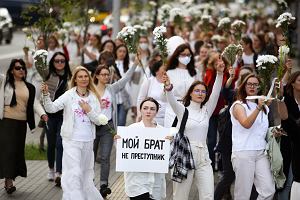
[231,150,275,200]
[61,140,103,200]
[173,143,214,200]
[291,181,300,200]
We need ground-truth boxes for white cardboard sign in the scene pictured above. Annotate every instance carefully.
[116,126,170,173]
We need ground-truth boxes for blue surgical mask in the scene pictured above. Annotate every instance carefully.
[178,56,191,65]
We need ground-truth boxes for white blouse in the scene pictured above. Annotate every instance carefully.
[230,100,269,152]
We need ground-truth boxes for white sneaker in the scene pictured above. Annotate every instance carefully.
[47,169,55,181]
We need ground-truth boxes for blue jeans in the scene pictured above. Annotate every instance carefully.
[93,120,114,186]
[117,104,128,126]
[278,165,293,200]
[46,116,63,173]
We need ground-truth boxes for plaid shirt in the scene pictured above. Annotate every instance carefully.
[169,108,195,183]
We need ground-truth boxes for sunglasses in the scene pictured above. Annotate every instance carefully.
[14,66,26,71]
[54,59,66,64]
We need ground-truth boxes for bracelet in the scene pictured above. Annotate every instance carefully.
[256,105,262,111]
[164,84,173,92]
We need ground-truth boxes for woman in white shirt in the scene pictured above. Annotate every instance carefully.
[164,43,201,127]
[164,57,224,200]
[115,97,168,200]
[137,60,167,126]
[93,57,139,197]
[230,73,275,200]
[81,34,101,75]
[41,66,103,200]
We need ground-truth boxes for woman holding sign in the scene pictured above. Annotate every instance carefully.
[115,97,168,200]
[230,73,275,200]
[163,55,225,200]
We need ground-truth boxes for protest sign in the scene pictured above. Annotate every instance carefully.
[116,126,170,173]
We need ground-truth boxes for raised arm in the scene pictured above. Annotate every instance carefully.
[163,73,185,120]
[111,63,137,92]
[206,59,225,116]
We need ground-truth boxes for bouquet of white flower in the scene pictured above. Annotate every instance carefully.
[133,25,148,37]
[256,55,278,94]
[33,50,49,81]
[117,26,139,54]
[276,12,295,46]
[153,26,168,63]
[199,15,212,33]
[218,17,231,34]
[231,20,246,42]
[277,45,290,80]
[159,4,172,25]
[221,44,243,67]
[169,7,184,28]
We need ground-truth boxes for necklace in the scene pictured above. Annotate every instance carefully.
[76,89,88,97]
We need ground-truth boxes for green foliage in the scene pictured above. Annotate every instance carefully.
[25,144,47,160]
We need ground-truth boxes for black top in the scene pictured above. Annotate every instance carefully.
[282,94,300,182]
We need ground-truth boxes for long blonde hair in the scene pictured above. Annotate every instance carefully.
[69,66,100,98]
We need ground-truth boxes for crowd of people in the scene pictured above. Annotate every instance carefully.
[0,1,299,200]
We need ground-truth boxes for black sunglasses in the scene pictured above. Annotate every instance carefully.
[14,66,26,71]
[54,59,66,64]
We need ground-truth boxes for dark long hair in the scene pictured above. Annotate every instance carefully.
[46,52,72,81]
[115,44,129,73]
[100,39,116,53]
[286,71,300,97]
[236,73,266,114]
[167,43,197,77]
[182,81,209,108]
[5,58,27,88]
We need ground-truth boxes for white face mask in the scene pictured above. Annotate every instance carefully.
[139,43,148,50]
[178,56,191,65]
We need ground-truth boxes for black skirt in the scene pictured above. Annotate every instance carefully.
[0,118,27,179]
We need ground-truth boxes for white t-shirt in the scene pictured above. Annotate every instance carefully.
[242,53,254,68]
[100,89,112,121]
[72,95,94,141]
[83,45,100,64]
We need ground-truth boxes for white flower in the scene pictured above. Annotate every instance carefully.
[98,114,108,125]
[33,49,48,59]
[201,15,211,21]
[63,22,72,29]
[231,20,246,28]
[211,35,221,41]
[149,1,157,7]
[218,17,231,28]
[153,26,167,38]
[278,45,290,55]
[49,8,53,14]
[161,4,172,12]
[256,55,278,68]
[276,0,288,8]
[22,27,29,33]
[88,9,94,15]
[144,21,153,28]
[276,12,295,28]
[170,8,182,17]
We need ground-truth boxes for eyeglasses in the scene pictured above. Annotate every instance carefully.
[14,66,26,71]
[54,59,66,64]
[99,73,110,77]
[193,89,207,95]
[246,82,260,88]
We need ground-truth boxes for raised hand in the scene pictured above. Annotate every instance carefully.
[216,58,225,73]
[41,82,49,94]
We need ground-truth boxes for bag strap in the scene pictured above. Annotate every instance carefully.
[171,108,189,137]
